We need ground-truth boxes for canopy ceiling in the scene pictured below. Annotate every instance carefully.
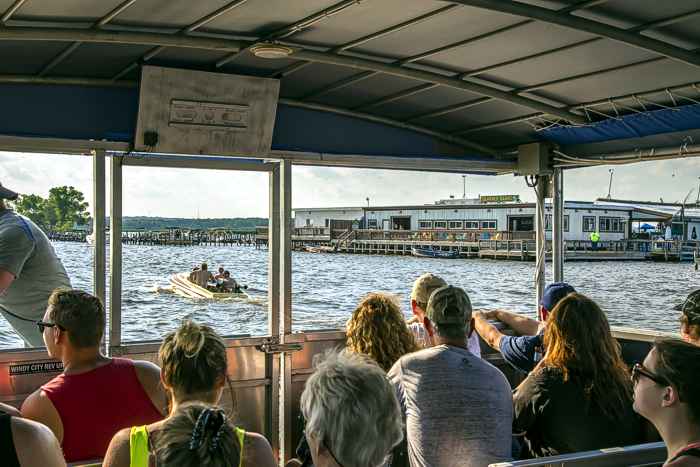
[0,0,699,169]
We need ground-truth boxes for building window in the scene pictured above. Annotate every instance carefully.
[464,220,479,229]
[545,214,570,232]
[418,220,433,230]
[367,219,378,229]
[582,216,596,232]
[599,217,623,232]
[305,219,311,227]
[480,220,497,230]
[325,219,329,227]
[434,221,447,229]
[448,220,463,229]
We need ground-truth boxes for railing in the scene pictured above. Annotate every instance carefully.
[351,229,512,242]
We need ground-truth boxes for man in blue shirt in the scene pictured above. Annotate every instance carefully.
[473,282,575,373]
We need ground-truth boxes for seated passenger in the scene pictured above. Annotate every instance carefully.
[633,339,700,466]
[0,402,66,467]
[301,350,402,467]
[513,293,644,458]
[222,271,240,293]
[21,289,166,462]
[103,320,275,467]
[473,282,575,373]
[407,273,481,357]
[389,285,513,467]
[214,266,226,280]
[188,262,213,288]
[676,289,700,346]
[346,292,419,371]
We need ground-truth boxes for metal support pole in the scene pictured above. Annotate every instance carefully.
[552,168,564,282]
[267,166,281,461]
[534,175,547,319]
[109,155,122,349]
[92,150,106,306]
[278,160,293,465]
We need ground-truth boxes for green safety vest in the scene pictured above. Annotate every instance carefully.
[590,232,600,242]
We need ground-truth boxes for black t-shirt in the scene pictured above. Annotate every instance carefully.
[513,366,644,458]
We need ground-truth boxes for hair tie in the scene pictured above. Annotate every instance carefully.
[209,411,227,452]
[183,329,206,359]
[189,409,213,451]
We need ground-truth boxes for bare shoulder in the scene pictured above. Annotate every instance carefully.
[243,431,276,467]
[132,359,161,380]
[132,359,168,415]
[12,417,66,467]
[20,388,62,439]
[103,427,132,467]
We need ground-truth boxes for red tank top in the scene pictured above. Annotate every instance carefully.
[42,357,163,462]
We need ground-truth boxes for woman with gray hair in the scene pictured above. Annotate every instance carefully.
[301,350,403,467]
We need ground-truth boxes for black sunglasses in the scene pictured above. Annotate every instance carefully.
[631,363,668,386]
[36,320,65,334]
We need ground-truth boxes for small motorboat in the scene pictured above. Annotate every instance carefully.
[411,246,460,259]
[169,273,250,300]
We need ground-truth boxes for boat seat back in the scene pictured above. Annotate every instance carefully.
[488,442,666,467]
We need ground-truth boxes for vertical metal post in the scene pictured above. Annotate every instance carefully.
[267,165,281,461]
[535,175,547,319]
[552,168,564,282]
[109,155,122,349]
[92,150,106,306]
[278,160,293,465]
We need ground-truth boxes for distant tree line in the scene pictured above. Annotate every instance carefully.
[8,186,268,232]
[10,186,89,232]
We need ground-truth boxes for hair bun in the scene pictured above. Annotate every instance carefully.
[175,320,206,358]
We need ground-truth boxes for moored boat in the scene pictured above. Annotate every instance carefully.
[411,247,460,259]
[169,273,249,300]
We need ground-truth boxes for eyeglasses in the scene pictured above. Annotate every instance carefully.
[304,429,346,467]
[631,363,668,386]
[36,320,65,334]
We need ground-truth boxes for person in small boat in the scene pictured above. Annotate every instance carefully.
[103,320,275,467]
[0,402,66,467]
[512,293,644,458]
[406,273,481,357]
[633,339,700,466]
[218,271,240,293]
[301,350,403,467]
[214,266,226,280]
[473,282,575,373]
[21,289,167,462]
[188,262,213,289]
[676,289,700,346]
[389,285,513,467]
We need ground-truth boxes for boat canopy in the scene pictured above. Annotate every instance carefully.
[1,0,700,173]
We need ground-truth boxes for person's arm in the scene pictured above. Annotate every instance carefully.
[20,389,64,442]
[512,370,547,435]
[0,401,20,417]
[12,417,67,467]
[243,432,277,467]
[133,360,169,417]
[492,309,541,336]
[0,226,35,296]
[103,427,131,467]
[0,268,15,296]
[473,311,505,350]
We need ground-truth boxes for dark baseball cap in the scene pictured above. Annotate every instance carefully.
[0,182,18,200]
[675,290,700,321]
[426,285,472,325]
[541,282,576,311]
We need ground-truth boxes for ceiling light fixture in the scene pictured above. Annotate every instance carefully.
[250,43,294,59]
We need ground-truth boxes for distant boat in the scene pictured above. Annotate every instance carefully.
[169,273,250,300]
[411,246,460,259]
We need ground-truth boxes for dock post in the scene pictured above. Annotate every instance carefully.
[552,168,564,282]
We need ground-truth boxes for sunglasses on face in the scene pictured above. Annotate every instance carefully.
[631,363,668,386]
[36,320,65,334]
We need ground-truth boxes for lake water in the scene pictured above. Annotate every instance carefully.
[0,241,696,348]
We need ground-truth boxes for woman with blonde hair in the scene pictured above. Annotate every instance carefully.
[103,321,275,467]
[346,292,419,371]
[513,293,644,458]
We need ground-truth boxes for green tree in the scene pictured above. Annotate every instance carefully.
[45,186,89,231]
[13,194,48,229]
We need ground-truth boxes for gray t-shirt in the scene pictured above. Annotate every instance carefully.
[0,209,71,346]
[388,345,513,467]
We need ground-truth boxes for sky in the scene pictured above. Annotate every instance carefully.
[1,151,699,218]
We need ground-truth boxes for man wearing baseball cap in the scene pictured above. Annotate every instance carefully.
[407,272,481,356]
[0,182,71,346]
[473,282,575,373]
[388,285,512,467]
[676,289,700,346]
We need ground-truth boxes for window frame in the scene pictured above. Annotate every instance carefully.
[480,220,497,230]
[433,220,448,230]
[448,220,463,230]
[582,216,596,232]
[545,214,570,232]
[418,220,433,230]
[599,216,624,233]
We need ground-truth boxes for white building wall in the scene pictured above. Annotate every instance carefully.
[293,208,363,228]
